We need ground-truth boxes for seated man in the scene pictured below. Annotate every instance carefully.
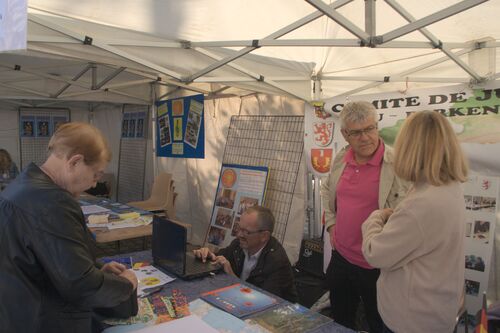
[194,206,298,303]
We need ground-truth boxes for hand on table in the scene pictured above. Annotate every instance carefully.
[101,261,127,275]
[119,269,138,290]
[193,247,216,263]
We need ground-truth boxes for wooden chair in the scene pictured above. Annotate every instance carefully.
[127,172,176,216]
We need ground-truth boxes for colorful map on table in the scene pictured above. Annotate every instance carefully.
[200,283,281,318]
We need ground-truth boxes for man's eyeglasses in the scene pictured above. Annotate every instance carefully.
[237,228,268,236]
[345,125,378,138]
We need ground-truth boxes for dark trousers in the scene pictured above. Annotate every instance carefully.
[326,250,383,333]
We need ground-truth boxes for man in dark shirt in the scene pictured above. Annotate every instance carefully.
[194,206,297,302]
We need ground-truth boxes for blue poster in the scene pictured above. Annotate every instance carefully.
[155,94,205,159]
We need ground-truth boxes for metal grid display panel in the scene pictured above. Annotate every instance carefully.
[19,108,70,169]
[116,106,149,204]
[223,116,304,243]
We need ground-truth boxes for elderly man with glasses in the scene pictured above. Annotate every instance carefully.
[193,206,297,303]
[321,101,409,332]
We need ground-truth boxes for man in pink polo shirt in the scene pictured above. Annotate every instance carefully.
[321,101,409,332]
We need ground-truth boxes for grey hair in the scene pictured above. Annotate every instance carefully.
[340,101,378,128]
[244,205,275,233]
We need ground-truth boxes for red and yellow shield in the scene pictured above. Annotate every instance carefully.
[311,149,333,174]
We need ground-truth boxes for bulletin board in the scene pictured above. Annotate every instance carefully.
[155,94,205,159]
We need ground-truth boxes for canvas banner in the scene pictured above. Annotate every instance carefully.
[0,0,27,52]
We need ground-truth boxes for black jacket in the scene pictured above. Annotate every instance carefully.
[218,236,298,303]
[0,164,135,333]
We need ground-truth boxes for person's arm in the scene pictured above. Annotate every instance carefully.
[33,207,134,309]
[362,205,425,271]
[258,258,297,303]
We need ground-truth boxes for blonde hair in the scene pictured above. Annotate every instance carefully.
[48,122,111,165]
[340,101,378,128]
[0,149,13,173]
[393,111,468,186]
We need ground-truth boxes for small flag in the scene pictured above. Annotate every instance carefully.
[476,292,488,333]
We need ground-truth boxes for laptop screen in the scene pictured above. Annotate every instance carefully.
[152,216,186,276]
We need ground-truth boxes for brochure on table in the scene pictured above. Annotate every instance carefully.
[206,164,269,248]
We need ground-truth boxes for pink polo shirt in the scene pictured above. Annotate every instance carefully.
[333,141,384,269]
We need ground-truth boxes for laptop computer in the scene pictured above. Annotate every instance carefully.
[152,215,221,280]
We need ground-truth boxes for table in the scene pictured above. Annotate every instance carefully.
[80,194,154,245]
[91,224,152,243]
[103,250,355,333]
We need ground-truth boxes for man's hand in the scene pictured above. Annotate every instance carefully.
[193,247,216,263]
[101,261,127,275]
[213,255,235,277]
[119,269,138,290]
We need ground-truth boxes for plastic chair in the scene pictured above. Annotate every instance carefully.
[127,173,175,215]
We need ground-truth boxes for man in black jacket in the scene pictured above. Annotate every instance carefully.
[0,122,138,333]
[194,206,297,303]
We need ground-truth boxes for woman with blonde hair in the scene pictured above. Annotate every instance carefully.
[0,148,19,180]
[362,111,468,333]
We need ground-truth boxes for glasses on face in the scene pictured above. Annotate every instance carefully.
[237,227,267,236]
[345,124,378,138]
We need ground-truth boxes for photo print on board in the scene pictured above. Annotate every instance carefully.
[184,99,203,148]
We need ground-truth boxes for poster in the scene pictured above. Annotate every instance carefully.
[36,116,50,137]
[20,115,34,137]
[206,164,269,248]
[122,111,147,138]
[52,115,68,132]
[462,174,498,327]
[155,94,204,158]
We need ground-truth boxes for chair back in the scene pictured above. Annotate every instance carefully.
[149,173,173,204]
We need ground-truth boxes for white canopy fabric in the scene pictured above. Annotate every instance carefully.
[1,0,499,106]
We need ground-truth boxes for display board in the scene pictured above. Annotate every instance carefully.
[19,107,70,169]
[155,94,204,159]
[117,105,149,203]
[463,174,498,327]
[222,116,304,244]
[206,164,269,248]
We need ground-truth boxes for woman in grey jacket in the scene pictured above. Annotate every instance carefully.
[362,111,468,333]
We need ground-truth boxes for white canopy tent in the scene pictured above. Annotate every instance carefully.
[1,0,499,265]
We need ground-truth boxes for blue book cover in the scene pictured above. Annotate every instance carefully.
[200,283,281,318]
[100,256,133,269]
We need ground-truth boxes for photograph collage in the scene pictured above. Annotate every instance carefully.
[206,166,268,248]
[122,112,147,139]
[462,176,499,323]
[21,115,69,138]
[207,187,260,247]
